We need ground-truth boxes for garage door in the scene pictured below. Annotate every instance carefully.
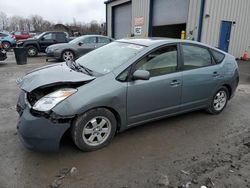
[152,0,190,26]
[113,3,132,39]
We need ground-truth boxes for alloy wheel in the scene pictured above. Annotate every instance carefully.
[213,90,227,111]
[63,51,74,61]
[2,42,10,50]
[28,48,36,56]
[82,116,111,146]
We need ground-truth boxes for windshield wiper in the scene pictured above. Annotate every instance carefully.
[76,62,93,76]
[66,60,93,76]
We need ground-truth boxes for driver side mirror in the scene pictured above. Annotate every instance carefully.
[78,42,84,46]
[41,37,45,41]
[132,70,150,81]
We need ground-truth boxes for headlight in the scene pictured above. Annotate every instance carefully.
[33,88,77,112]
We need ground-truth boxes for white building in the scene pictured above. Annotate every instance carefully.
[105,0,250,58]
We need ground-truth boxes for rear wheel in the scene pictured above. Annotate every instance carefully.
[27,46,38,57]
[2,41,11,51]
[62,50,74,61]
[207,87,229,114]
[71,108,117,151]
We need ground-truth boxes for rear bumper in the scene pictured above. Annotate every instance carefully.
[17,107,70,152]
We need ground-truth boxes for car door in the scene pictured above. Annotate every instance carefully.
[77,36,97,56]
[40,33,57,51]
[56,33,67,43]
[97,37,111,48]
[126,44,182,125]
[180,43,223,110]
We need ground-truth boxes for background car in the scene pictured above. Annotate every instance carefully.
[0,41,7,61]
[17,31,70,57]
[0,32,16,50]
[16,39,239,152]
[46,35,114,61]
[12,31,32,41]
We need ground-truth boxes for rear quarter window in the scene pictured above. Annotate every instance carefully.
[211,49,225,64]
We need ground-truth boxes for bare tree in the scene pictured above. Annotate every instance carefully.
[0,11,8,30]
[30,15,44,31]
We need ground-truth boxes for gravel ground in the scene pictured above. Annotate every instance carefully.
[0,52,250,188]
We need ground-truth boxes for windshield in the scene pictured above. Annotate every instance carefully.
[76,42,145,74]
[69,36,86,44]
[34,32,45,39]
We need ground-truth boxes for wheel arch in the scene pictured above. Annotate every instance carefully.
[72,106,122,132]
[25,43,39,50]
[222,84,232,99]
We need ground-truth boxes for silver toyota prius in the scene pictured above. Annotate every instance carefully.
[16,38,239,152]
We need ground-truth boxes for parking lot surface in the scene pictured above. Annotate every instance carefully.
[0,52,250,188]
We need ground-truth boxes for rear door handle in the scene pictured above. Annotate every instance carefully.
[170,80,181,87]
[212,72,220,77]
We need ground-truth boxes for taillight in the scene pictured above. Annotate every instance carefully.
[12,35,16,39]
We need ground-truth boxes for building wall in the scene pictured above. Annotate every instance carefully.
[186,0,201,40]
[131,0,150,37]
[106,0,249,57]
[106,0,131,37]
[201,0,250,57]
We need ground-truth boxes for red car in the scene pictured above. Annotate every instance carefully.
[12,31,32,41]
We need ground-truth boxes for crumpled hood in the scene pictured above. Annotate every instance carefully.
[17,63,95,92]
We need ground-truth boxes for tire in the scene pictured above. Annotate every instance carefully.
[206,86,229,115]
[71,108,117,151]
[2,41,11,51]
[61,50,74,61]
[27,46,38,57]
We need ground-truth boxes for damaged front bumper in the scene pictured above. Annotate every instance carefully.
[16,91,71,152]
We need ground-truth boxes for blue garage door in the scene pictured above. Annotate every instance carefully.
[113,3,132,39]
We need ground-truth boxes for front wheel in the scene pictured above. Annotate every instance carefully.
[27,46,38,57]
[2,41,11,51]
[71,108,117,151]
[207,87,229,114]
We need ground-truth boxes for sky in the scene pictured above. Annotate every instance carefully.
[0,0,106,24]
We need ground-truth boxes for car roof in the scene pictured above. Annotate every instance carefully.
[117,38,207,47]
[83,34,112,38]
[117,38,227,54]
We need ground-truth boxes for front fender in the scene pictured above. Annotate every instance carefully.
[52,73,128,130]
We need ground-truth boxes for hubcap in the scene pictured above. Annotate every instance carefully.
[213,90,227,111]
[82,116,111,146]
[28,48,36,56]
[3,42,10,49]
[63,51,74,61]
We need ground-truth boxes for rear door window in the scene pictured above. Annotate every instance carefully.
[98,37,111,44]
[56,33,66,42]
[182,44,213,70]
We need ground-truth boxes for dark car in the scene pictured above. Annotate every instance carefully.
[0,41,7,61]
[45,35,113,61]
[17,31,69,57]
[16,39,239,152]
